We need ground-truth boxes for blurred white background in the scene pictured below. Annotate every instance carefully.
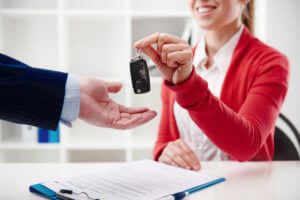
[0,0,299,163]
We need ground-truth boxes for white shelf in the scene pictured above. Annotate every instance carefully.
[131,11,190,18]
[66,149,127,162]
[0,0,57,10]
[64,0,127,11]
[63,10,127,17]
[65,15,129,77]
[130,0,189,12]
[0,143,61,150]
[0,148,60,163]
[132,148,153,161]
[1,9,57,16]
[131,16,190,58]
[0,0,189,163]
[1,10,191,18]
[131,142,154,149]
[65,143,127,150]
[1,14,59,69]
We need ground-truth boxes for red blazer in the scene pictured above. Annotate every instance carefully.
[153,28,290,162]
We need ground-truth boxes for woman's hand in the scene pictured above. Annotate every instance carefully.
[134,33,193,85]
[158,139,201,171]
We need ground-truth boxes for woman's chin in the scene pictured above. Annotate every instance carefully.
[193,15,218,31]
[197,22,218,31]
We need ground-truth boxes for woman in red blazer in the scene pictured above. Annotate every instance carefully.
[135,0,289,171]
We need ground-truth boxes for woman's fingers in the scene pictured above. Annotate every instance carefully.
[135,33,192,85]
[134,32,160,49]
[165,142,191,169]
[157,33,187,55]
[159,140,200,170]
[140,45,163,67]
[176,140,201,171]
[140,46,174,82]
[159,153,179,167]
[159,147,181,168]
[134,32,187,54]
[167,49,193,67]
[161,43,190,64]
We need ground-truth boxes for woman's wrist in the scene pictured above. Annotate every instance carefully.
[172,64,194,85]
[164,68,208,107]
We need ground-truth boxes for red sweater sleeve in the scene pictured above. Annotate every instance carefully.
[164,55,290,162]
[153,41,201,161]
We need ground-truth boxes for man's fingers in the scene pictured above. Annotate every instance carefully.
[115,111,157,129]
[119,105,149,114]
[114,115,141,130]
[120,113,131,119]
[106,81,123,93]
[176,140,201,171]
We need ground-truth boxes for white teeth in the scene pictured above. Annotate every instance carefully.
[197,7,215,14]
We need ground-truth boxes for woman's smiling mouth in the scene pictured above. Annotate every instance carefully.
[196,5,217,16]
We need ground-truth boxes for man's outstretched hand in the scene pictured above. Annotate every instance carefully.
[78,78,157,129]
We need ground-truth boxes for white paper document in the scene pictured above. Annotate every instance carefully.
[43,160,222,200]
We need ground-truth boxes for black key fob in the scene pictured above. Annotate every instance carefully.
[130,50,151,94]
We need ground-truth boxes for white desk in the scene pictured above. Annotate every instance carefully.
[0,161,299,200]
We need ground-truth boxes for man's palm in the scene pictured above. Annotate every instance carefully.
[79,78,157,129]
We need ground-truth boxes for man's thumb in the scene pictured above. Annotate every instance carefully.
[106,81,123,93]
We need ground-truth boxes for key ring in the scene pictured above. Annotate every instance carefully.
[136,48,142,59]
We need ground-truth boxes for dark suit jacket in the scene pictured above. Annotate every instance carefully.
[0,53,67,130]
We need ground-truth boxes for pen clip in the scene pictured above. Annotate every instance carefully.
[155,195,174,200]
[57,189,100,200]
[156,191,189,200]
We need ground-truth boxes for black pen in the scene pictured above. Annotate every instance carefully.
[56,189,100,200]
[56,193,75,200]
[56,189,75,200]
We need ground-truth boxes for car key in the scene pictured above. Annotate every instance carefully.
[130,48,151,94]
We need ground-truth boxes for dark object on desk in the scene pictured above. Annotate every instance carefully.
[273,113,300,160]
[58,189,100,200]
[130,54,150,94]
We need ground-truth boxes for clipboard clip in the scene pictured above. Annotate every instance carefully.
[56,189,100,200]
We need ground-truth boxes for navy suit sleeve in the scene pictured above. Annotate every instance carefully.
[0,53,68,130]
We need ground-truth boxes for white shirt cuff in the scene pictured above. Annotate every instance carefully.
[60,74,80,124]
